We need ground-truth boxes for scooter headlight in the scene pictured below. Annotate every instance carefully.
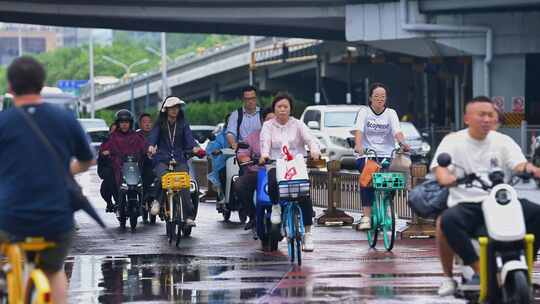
[120,183,128,190]
[495,189,511,205]
[421,142,431,153]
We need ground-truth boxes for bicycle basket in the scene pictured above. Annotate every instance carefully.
[278,179,310,200]
[162,172,191,190]
[372,172,406,190]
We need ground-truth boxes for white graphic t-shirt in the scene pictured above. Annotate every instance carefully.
[355,107,401,157]
[429,129,526,207]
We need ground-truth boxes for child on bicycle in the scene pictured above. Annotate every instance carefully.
[354,83,409,230]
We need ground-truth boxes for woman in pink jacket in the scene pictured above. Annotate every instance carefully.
[259,92,320,252]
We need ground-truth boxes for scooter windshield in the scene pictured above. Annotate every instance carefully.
[122,161,141,186]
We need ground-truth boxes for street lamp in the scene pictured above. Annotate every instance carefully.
[145,46,172,62]
[101,55,149,79]
[101,56,149,115]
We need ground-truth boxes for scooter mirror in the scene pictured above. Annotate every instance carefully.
[237,142,250,149]
[437,153,452,168]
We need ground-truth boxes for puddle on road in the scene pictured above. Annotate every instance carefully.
[66,255,537,303]
[65,254,291,303]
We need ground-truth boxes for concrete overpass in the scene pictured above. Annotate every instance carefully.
[80,37,329,111]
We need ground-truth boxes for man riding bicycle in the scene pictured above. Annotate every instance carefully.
[0,56,95,304]
[147,96,202,227]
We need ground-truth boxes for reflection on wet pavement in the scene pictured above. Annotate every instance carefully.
[66,254,474,304]
[66,254,292,303]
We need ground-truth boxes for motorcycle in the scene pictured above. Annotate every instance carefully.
[213,146,248,223]
[141,179,157,224]
[437,153,536,303]
[254,160,282,251]
[117,155,143,232]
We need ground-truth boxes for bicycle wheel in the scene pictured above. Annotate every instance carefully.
[166,194,176,244]
[382,192,396,251]
[367,193,380,248]
[293,206,302,266]
[175,193,182,247]
[289,237,295,263]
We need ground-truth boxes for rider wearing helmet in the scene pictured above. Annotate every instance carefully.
[100,110,148,210]
[147,96,202,227]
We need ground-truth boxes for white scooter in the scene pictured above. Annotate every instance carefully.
[214,147,248,223]
[437,153,536,304]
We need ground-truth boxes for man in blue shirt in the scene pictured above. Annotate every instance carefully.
[0,57,94,304]
[226,86,263,150]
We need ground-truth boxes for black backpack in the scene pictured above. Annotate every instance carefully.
[236,107,263,141]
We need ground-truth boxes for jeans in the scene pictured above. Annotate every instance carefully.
[356,157,390,208]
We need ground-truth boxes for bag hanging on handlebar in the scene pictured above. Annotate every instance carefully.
[407,179,449,219]
[276,146,309,183]
[359,159,380,187]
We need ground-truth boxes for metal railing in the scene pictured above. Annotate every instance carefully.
[193,159,417,220]
[309,169,414,220]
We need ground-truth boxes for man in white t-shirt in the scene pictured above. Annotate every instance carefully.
[430,96,540,295]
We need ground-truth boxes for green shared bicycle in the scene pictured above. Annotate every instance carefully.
[364,149,407,251]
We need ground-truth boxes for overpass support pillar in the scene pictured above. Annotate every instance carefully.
[210,83,220,102]
[473,54,526,146]
[472,54,525,110]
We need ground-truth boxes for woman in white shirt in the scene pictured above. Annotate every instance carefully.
[354,83,409,230]
[260,92,320,252]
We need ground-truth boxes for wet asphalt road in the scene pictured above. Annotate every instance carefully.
[69,167,540,303]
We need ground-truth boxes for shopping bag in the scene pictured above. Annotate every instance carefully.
[359,159,380,187]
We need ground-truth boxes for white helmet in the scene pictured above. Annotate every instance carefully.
[161,96,185,112]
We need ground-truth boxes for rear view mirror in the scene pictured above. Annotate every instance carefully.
[437,153,452,168]
[307,121,320,130]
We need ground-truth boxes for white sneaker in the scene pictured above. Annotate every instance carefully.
[302,232,314,252]
[271,204,281,224]
[185,218,196,227]
[150,200,160,216]
[359,216,371,230]
[437,277,457,296]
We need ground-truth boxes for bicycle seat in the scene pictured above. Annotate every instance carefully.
[0,235,56,252]
[18,238,56,252]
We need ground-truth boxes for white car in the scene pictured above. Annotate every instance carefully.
[300,105,366,169]
[78,118,109,153]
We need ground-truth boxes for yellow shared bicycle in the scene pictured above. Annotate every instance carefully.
[0,237,55,304]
